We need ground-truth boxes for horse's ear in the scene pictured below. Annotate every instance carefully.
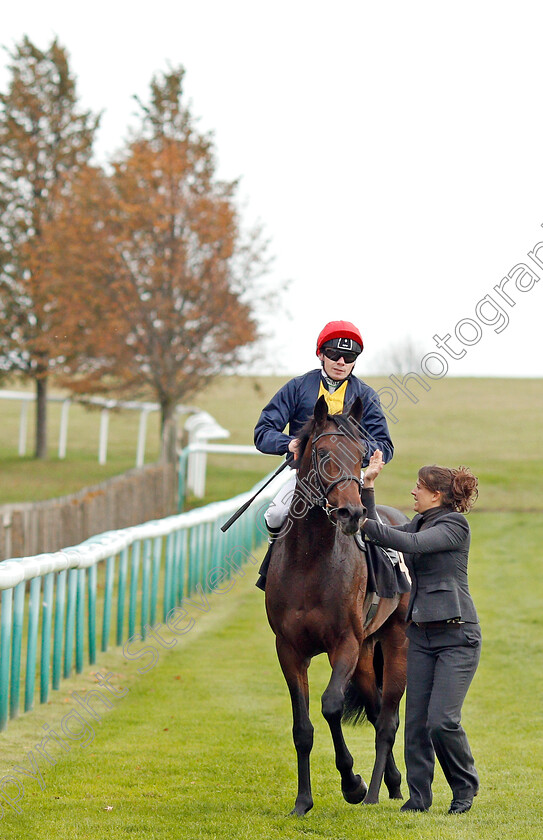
[314,395,329,427]
[348,396,363,427]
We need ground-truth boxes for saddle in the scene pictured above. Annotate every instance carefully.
[354,532,411,599]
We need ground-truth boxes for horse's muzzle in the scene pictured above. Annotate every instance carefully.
[335,504,365,535]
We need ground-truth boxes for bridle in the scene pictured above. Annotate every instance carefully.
[300,428,363,523]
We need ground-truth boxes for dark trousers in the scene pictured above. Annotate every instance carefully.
[404,622,481,809]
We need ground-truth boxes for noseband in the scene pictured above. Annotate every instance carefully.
[300,428,362,523]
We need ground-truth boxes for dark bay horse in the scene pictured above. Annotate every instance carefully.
[265,395,410,815]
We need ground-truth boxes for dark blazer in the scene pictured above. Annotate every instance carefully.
[361,490,478,624]
[254,368,394,467]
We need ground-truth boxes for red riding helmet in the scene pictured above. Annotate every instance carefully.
[316,320,364,356]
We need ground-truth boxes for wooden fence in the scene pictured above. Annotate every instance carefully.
[0,462,177,561]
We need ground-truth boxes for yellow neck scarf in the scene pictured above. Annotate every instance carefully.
[318,379,349,415]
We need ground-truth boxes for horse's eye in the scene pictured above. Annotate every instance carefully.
[317,449,328,460]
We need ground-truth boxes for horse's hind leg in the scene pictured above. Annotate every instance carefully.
[275,638,314,816]
[322,642,368,805]
[382,710,403,799]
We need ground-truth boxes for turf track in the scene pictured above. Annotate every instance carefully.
[0,511,541,840]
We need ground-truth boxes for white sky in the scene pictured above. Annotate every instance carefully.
[1,1,542,378]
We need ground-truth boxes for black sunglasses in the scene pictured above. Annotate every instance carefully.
[322,347,358,364]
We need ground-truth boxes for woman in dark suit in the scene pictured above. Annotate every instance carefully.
[360,451,481,815]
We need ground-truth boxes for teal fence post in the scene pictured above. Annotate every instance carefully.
[25,576,41,712]
[150,537,162,626]
[186,527,195,597]
[163,533,174,620]
[40,572,54,703]
[203,522,212,591]
[128,542,141,640]
[116,547,128,646]
[102,555,115,652]
[64,568,78,678]
[0,588,13,730]
[10,581,25,719]
[171,530,179,608]
[87,564,97,665]
[53,569,67,689]
[75,568,86,673]
[141,539,151,637]
[199,524,207,591]
[175,528,186,604]
[189,526,200,596]
[179,530,188,603]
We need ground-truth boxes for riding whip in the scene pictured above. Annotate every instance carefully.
[220,455,294,532]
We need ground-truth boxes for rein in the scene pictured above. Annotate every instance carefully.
[299,428,362,524]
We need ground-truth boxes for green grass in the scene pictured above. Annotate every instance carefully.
[0,393,162,503]
[0,376,541,511]
[0,512,541,839]
[184,375,543,512]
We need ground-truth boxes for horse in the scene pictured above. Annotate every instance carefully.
[264,395,410,816]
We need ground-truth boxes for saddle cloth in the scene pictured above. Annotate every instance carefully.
[354,533,411,599]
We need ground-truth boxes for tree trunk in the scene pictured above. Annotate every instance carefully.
[35,375,48,459]
[160,400,178,465]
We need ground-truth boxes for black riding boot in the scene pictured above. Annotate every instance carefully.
[255,526,281,591]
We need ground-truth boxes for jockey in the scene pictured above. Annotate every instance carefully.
[254,320,395,589]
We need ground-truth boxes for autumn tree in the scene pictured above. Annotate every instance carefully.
[59,67,268,462]
[0,36,99,457]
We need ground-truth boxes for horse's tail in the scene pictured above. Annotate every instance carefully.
[342,681,369,725]
[342,642,384,725]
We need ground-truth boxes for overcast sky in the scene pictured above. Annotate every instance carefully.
[1,1,542,378]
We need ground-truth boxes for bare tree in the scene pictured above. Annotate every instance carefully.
[378,336,426,375]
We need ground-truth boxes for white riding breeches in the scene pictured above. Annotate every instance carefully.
[264,469,297,530]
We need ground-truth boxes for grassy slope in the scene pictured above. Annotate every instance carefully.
[0,397,162,503]
[0,375,541,510]
[0,512,541,839]
[190,375,543,511]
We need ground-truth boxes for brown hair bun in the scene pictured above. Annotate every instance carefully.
[418,465,478,513]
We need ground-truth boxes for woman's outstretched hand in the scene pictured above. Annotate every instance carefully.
[363,449,385,487]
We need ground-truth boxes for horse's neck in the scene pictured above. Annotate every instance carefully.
[284,505,358,591]
[286,486,335,550]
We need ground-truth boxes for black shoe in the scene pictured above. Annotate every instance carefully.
[255,543,273,591]
[448,797,473,814]
[400,800,428,813]
[255,528,281,591]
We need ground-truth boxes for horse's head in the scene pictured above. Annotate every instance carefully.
[298,395,366,535]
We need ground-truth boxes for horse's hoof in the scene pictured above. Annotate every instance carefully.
[362,793,379,805]
[388,788,403,800]
[342,775,368,805]
[289,799,313,816]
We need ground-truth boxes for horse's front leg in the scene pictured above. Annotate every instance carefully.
[322,640,368,805]
[275,637,314,816]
